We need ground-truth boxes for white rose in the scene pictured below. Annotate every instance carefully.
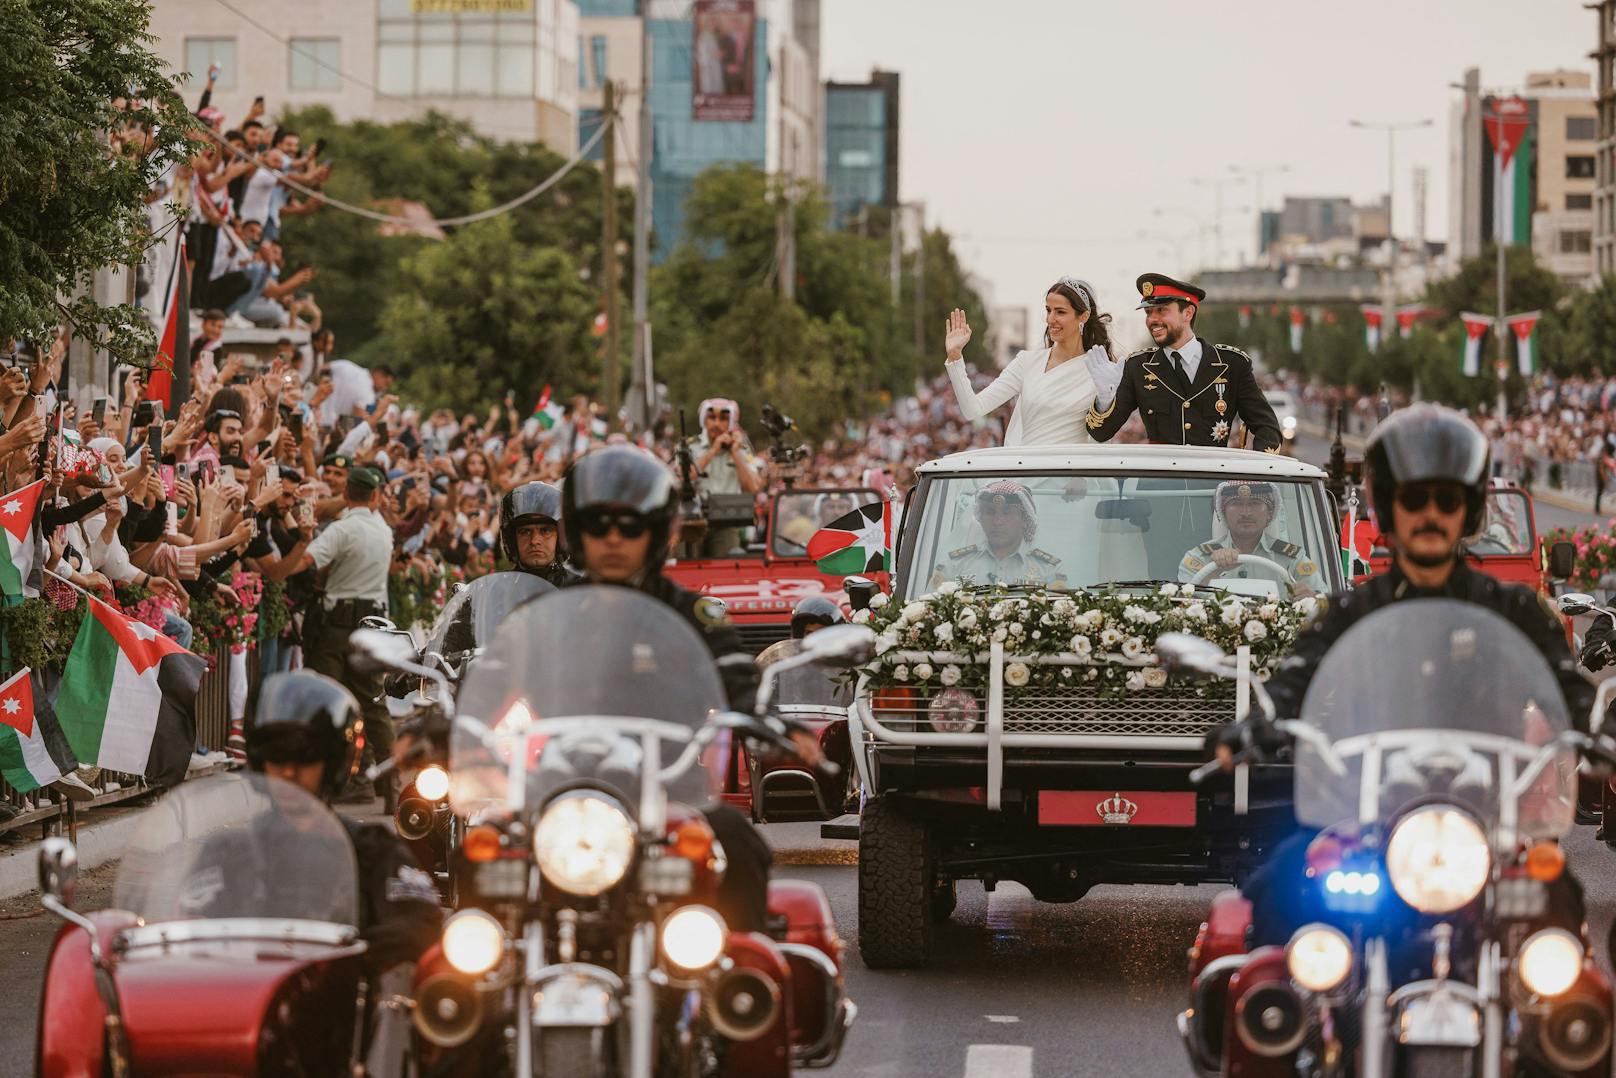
[1184,602,1209,622]
[940,664,962,686]
[1244,619,1268,642]
[893,664,910,681]
[1144,667,1168,688]
[992,626,1008,642]
[1179,583,1197,596]
[1004,661,1030,687]
[1122,636,1145,659]
[957,610,979,630]
[1083,610,1105,629]
[1257,668,1272,682]
[1126,671,1147,691]
[1040,613,1054,626]
[1031,630,1042,640]
[1293,596,1318,621]
[1085,667,1100,681]
[913,662,934,681]
[1258,603,1280,621]
[852,608,871,624]
[989,602,1008,621]
[1060,667,1073,679]
[903,602,929,622]
[1221,603,1247,627]
[869,593,890,610]
[1160,583,1179,596]
[936,581,959,595]
[1069,635,1093,659]
[875,632,898,655]
[933,622,955,643]
[1052,599,1076,616]
[1008,622,1026,637]
[1100,627,1123,647]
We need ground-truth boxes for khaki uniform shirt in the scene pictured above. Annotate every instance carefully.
[931,543,1068,589]
[1178,536,1319,586]
[307,506,393,607]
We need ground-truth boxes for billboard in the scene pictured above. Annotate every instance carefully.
[692,0,755,123]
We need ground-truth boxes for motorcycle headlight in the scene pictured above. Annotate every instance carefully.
[1520,928,1584,998]
[534,793,636,896]
[661,905,727,971]
[928,687,979,734]
[414,765,450,802]
[1385,807,1491,913]
[442,909,505,975]
[1287,923,1353,993]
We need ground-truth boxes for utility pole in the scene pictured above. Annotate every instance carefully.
[1227,164,1288,266]
[629,9,653,431]
[601,80,621,424]
[908,203,926,356]
[1351,118,1432,395]
[776,121,796,301]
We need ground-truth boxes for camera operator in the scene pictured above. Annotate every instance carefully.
[681,398,762,556]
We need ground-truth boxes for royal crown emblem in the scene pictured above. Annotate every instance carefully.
[1141,281,1154,297]
[1096,793,1139,825]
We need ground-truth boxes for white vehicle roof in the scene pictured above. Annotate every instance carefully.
[917,444,1326,481]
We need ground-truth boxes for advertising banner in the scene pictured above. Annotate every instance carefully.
[693,0,756,122]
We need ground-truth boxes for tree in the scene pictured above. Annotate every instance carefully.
[0,0,194,358]
[369,213,597,414]
[1565,273,1616,375]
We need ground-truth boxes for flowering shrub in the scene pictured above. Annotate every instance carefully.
[1544,525,1616,592]
[855,583,1314,698]
[221,570,262,650]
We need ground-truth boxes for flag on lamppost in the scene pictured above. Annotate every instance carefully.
[1361,305,1383,353]
[1238,305,1252,330]
[1460,313,1493,377]
[1396,306,1423,338]
[1289,307,1304,354]
[1505,311,1541,376]
[1483,97,1533,246]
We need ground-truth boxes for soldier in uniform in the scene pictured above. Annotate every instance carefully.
[1085,273,1283,452]
[1178,480,1318,596]
[933,480,1068,588]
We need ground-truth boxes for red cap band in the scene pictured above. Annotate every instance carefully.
[1143,283,1198,303]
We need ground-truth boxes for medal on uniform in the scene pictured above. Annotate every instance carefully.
[1213,420,1230,441]
[1214,383,1227,415]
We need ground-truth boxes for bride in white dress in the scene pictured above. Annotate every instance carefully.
[944,277,1124,447]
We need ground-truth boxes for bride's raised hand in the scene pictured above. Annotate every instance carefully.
[944,308,972,361]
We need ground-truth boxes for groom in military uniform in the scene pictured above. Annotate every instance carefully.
[1085,273,1283,452]
[1178,481,1317,597]
[933,481,1067,589]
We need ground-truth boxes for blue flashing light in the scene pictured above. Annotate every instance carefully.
[1324,870,1382,897]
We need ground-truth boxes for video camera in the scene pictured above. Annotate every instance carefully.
[760,404,810,487]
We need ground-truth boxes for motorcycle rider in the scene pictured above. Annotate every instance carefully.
[246,670,442,971]
[562,444,810,932]
[1208,404,1596,946]
[498,480,582,588]
[790,595,846,639]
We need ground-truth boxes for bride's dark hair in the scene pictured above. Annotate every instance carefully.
[1046,279,1113,355]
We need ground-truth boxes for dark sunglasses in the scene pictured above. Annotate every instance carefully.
[1396,484,1465,515]
[579,509,650,539]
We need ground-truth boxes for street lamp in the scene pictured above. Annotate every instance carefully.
[1350,118,1432,395]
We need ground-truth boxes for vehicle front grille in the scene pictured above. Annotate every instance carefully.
[734,621,791,654]
[869,681,1234,738]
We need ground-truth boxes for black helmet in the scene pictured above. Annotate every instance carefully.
[245,671,363,802]
[791,595,846,639]
[562,446,678,579]
[1364,404,1491,536]
[500,481,564,567]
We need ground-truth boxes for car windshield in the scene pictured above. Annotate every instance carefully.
[772,488,883,557]
[903,473,1335,600]
[451,586,728,819]
[113,773,359,927]
[1469,490,1534,555]
[1295,600,1575,841]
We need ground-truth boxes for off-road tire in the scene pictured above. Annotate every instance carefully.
[857,798,933,968]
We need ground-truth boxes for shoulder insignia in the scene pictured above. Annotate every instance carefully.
[694,595,729,625]
[1272,540,1300,557]
[1129,346,1155,360]
[1214,344,1251,362]
[1296,560,1317,577]
[1183,555,1205,572]
[949,544,979,559]
[1029,548,1059,565]
[1197,541,1221,555]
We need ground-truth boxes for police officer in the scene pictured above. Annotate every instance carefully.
[934,481,1067,589]
[1209,405,1595,946]
[562,445,786,932]
[1177,481,1318,596]
[498,480,582,588]
[790,595,845,639]
[282,465,397,807]
[245,671,441,972]
[1085,273,1283,452]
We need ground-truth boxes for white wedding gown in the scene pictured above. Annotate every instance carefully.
[945,345,1122,447]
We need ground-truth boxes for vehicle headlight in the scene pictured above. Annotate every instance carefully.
[661,905,727,971]
[1385,807,1491,913]
[534,793,636,895]
[929,687,979,733]
[1287,923,1353,993]
[1520,928,1584,997]
[1282,416,1297,431]
[442,909,505,975]
[414,765,450,802]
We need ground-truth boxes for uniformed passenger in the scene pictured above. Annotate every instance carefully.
[1178,480,1317,596]
[934,480,1067,588]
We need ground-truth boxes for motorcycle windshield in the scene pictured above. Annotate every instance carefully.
[1295,600,1575,840]
[113,773,359,927]
[758,640,854,710]
[452,586,728,818]
[422,572,556,658]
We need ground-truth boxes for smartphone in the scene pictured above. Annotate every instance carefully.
[159,465,176,499]
[289,410,304,443]
[166,501,178,532]
[146,422,162,462]
[298,502,315,529]
[92,397,108,426]
[198,459,215,487]
[263,462,280,486]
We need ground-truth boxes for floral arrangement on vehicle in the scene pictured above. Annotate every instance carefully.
[853,582,1315,698]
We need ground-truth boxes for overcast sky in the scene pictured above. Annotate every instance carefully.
[819,0,1596,353]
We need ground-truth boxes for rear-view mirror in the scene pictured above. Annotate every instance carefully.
[844,576,878,611]
[1549,541,1577,582]
[349,628,418,674]
[1094,498,1151,529]
[1558,592,1597,618]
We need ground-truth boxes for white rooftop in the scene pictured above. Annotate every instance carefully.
[918,443,1327,481]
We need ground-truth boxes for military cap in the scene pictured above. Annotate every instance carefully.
[346,466,384,491]
[321,453,353,469]
[1136,272,1207,310]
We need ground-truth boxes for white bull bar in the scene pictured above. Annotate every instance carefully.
[850,641,1255,812]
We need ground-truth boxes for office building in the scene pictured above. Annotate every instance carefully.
[825,70,899,228]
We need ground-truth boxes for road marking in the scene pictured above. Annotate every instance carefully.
[964,1044,1032,1078]
[984,1015,1020,1024]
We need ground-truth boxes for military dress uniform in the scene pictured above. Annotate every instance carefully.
[1085,274,1283,452]
[1177,536,1318,586]
[932,544,1068,589]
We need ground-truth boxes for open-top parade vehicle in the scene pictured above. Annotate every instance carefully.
[838,445,1345,968]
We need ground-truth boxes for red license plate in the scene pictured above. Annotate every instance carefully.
[1038,790,1197,828]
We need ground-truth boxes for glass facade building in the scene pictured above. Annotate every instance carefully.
[825,71,898,228]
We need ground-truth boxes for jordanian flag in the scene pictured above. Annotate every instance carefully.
[808,502,890,575]
[0,478,45,598]
[0,669,66,793]
[57,596,206,789]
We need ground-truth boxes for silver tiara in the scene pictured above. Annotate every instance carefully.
[1057,276,1098,312]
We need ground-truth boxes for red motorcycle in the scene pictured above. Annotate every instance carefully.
[35,772,414,1076]
[743,639,856,823]
[358,585,857,1077]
